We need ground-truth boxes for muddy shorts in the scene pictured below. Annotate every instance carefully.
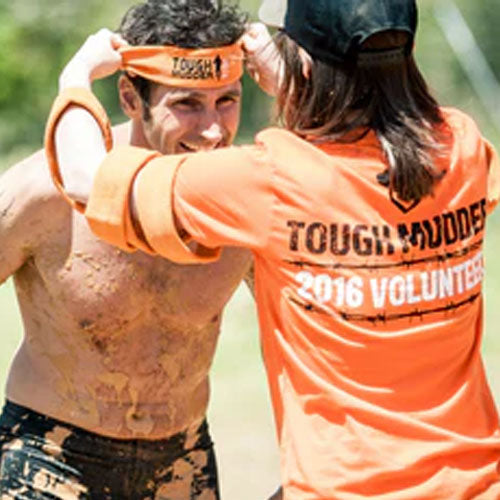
[0,400,220,499]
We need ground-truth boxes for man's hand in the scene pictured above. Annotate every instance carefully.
[241,23,283,96]
[59,29,127,90]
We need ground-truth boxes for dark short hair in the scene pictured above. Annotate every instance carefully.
[118,0,247,112]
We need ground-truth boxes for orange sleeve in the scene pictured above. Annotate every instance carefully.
[485,139,500,214]
[170,144,274,251]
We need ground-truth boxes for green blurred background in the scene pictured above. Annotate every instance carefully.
[1,0,500,498]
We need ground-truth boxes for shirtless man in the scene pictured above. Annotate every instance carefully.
[0,1,252,498]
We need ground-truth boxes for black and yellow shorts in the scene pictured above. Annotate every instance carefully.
[0,400,220,499]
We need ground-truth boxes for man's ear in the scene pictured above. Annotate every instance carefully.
[118,74,143,119]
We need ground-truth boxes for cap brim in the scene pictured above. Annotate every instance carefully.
[258,0,287,28]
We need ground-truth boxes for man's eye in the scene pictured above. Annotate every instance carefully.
[217,96,239,108]
[173,99,200,111]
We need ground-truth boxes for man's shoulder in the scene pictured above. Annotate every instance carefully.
[6,148,58,191]
[1,148,69,216]
[0,148,73,259]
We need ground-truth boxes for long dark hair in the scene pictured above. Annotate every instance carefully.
[275,31,448,203]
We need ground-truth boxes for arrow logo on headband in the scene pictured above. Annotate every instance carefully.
[214,55,222,80]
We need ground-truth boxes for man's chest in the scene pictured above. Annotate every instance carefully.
[19,222,251,329]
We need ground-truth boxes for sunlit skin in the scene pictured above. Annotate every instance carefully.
[0,77,251,440]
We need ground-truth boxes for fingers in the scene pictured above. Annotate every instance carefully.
[241,23,272,54]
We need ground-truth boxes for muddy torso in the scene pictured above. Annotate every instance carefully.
[2,139,252,439]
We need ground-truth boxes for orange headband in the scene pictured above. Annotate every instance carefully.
[120,43,243,88]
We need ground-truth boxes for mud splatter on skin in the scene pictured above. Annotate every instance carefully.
[32,469,88,498]
[90,334,108,354]
[79,319,93,330]
[61,250,103,277]
[97,372,129,406]
[153,451,215,500]
[0,196,15,218]
[3,438,23,451]
[146,269,171,294]
[125,387,155,436]
[1,488,29,499]
[81,255,102,272]
[81,385,101,427]
[6,206,249,447]
[12,255,47,304]
[77,314,133,355]
[51,353,78,398]
[1,429,87,499]
[42,426,72,457]
[159,353,181,382]
[184,420,204,451]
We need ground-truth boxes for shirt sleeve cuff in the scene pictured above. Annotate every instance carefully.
[85,145,159,254]
[135,155,221,263]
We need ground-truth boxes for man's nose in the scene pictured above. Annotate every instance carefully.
[199,115,224,146]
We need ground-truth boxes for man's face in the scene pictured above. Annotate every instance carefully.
[141,81,242,154]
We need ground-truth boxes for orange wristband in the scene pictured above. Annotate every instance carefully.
[44,87,113,213]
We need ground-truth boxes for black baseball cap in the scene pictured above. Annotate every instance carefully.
[258,0,417,65]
